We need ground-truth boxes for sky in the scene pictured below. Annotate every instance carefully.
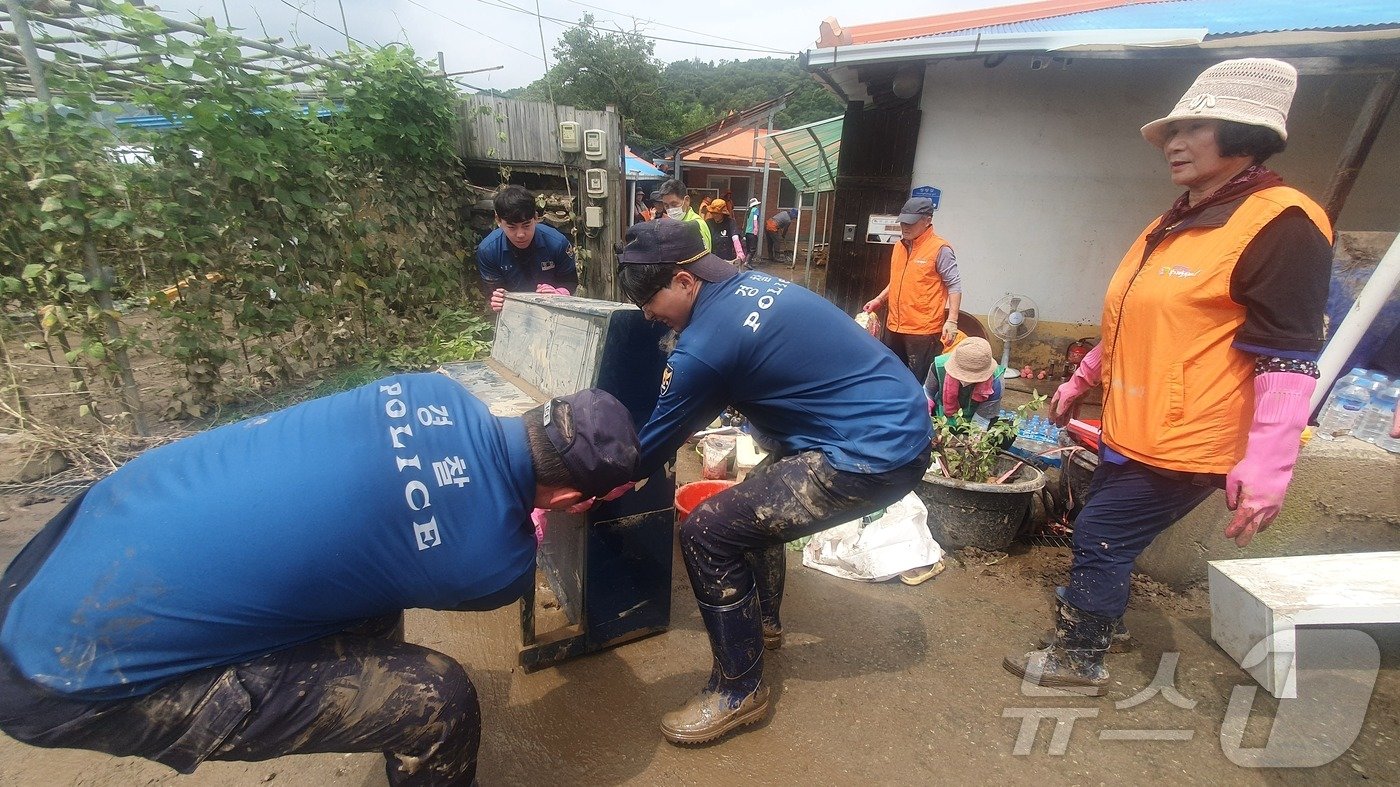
[149,0,1013,90]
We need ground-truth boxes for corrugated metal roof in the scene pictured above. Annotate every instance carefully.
[928,0,1400,40]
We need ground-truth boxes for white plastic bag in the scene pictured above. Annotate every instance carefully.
[698,434,737,480]
[801,493,942,582]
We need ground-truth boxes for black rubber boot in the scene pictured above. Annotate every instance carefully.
[1004,597,1113,696]
[661,589,771,744]
[745,545,785,650]
[1037,617,1134,653]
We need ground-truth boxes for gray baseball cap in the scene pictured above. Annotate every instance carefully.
[898,197,934,224]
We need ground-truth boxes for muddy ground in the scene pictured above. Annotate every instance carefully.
[1,440,1396,786]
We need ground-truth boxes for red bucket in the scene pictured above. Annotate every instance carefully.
[675,480,736,522]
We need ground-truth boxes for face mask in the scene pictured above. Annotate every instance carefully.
[666,206,685,220]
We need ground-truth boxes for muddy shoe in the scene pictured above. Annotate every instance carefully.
[1036,622,1135,653]
[666,589,768,744]
[899,561,946,586]
[1003,648,1108,696]
[1007,596,1112,695]
[661,682,771,744]
[763,623,783,650]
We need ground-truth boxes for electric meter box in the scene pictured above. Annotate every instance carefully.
[585,168,608,198]
[584,206,604,228]
[582,129,607,161]
[558,121,581,153]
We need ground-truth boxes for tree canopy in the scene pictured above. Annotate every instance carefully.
[508,16,843,149]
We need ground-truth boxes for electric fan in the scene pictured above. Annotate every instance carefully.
[987,293,1038,379]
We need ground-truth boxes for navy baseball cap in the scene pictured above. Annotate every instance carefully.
[618,218,739,283]
[544,388,639,497]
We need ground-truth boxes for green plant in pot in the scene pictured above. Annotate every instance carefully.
[930,392,1045,483]
[919,392,1048,552]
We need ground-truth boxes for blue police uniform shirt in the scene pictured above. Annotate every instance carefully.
[0,373,537,699]
[637,271,932,476]
[475,223,577,292]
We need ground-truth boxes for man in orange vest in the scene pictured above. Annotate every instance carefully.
[863,197,963,378]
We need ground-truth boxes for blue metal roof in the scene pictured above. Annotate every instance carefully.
[933,0,1400,39]
[113,105,335,131]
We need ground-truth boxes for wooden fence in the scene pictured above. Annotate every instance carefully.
[456,95,626,302]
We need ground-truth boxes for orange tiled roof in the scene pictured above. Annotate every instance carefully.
[682,128,775,165]
[817,0,1150,47]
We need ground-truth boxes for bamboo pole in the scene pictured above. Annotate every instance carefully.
[5,0,148,434]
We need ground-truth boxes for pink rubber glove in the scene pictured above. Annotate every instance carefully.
[1049,342,1101,427]
[564,481,634,515]
[535,283,570,296]
[489,287,507,313]
[531,507,549,545]
[732,235,746,262]
[1224,372,1315,548]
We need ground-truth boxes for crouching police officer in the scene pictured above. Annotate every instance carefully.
[0,375,638,785]
[614,219,932,744]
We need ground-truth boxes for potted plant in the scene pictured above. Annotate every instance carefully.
[917,394,1047,551]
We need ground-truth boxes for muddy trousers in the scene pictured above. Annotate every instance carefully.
[883,331,941,381]
[680,449,930,608]
[1064,458,1216,620]
[0,624,480,786]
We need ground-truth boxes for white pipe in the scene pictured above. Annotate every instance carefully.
[1311,232,1400,410]
[790,203,803,269]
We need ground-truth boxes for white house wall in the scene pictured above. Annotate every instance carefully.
[909,56,1400,327]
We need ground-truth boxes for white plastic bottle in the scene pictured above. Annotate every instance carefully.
[1356,385,1400,444]
[1316,382,1371,437]
[1320,368,1365,413]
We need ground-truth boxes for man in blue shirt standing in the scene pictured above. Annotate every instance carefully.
[0,377,638,785]
[476,185,578,312]
[614,219,932,745]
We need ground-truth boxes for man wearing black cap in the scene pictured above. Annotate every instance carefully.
[615,218,932,744]
[863,196,964,378]
[0,374,638,785]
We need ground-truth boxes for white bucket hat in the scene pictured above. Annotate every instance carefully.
[945,337,996,384]
[1140,58,1297,148]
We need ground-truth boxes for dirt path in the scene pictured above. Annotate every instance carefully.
[0,457,1395,786]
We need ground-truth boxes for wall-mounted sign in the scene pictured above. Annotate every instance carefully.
[866,214,901,244]
[911,185,941,209]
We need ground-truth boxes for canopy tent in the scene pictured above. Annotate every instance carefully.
[759,115,841,194]
[625,147,666,181]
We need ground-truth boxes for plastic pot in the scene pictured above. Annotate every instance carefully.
[915,452,1045,551]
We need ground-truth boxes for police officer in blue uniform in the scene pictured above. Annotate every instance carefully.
[476,185,578,312]
[615,219,932,744]
[0,377,638,785]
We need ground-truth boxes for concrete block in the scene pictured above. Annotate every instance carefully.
[1208,551,1400,698]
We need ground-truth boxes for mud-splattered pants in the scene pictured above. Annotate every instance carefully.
[883,331,942,381]
[0,494,486,786]
[680,449,930,607]
[0,615,480,785]
[1064,458,1216,619]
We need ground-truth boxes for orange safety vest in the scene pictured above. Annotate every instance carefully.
[886,227,952,335]
[1100,187,1332,473]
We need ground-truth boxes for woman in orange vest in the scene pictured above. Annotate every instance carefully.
[1004,59,1333,694]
